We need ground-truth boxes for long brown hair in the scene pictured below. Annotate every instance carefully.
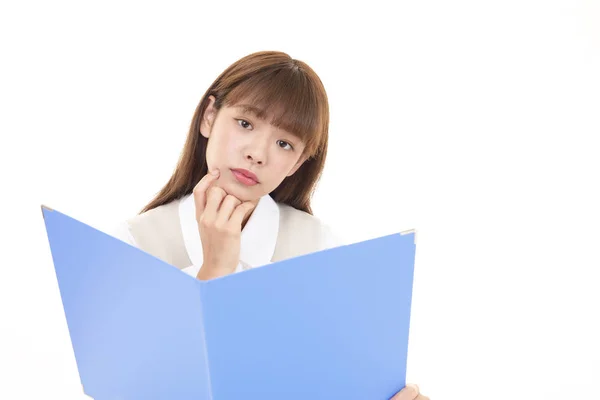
[139,51,330,215]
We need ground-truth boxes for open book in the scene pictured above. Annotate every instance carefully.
[41,204,417,400]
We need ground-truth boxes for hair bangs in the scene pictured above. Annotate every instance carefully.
[223,66,325,157]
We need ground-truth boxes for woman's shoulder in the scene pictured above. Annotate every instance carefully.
[276,202,326,227]
[119,199,179,231]
[275,202,345,250]
[108,198,183,247]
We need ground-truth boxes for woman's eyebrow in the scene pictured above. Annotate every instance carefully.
[234,104,301,140]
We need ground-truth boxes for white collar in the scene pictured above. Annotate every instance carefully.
[178,193,280,274]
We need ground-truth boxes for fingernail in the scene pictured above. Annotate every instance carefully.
[408,384,419,394]
[210,169,219,176]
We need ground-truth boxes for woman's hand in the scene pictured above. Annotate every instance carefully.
[391,384,429,400]
[193,169,255,280]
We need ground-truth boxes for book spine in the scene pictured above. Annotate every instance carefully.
[198,283,215,400]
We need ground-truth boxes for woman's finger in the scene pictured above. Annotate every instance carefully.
[193,169,220,220]
[215,195,242,226]
[390,384,420,400]
[203,186,227,220]
[229,201,256,228]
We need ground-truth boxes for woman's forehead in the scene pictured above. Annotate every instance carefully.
[222,93,319,151]
[227,102,289,128]
[226,102,300,136]
[227,100,283,122]
[231,103,268,119]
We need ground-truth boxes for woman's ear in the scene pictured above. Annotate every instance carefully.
[287,154,309,177]
[200,95,217,139]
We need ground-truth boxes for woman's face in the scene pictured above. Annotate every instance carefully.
[200,95,308,203]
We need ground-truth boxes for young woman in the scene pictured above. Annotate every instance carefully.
[112,50,429,400]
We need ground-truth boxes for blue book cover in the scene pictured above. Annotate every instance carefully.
[41,204,417,400]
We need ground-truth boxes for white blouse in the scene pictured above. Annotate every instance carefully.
[111,193,342,278]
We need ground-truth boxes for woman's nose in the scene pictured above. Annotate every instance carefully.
[245,153,263,165]
[245,141,268,165]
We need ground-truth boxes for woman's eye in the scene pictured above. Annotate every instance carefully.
[237,119,253,129]
[277,140,293,150]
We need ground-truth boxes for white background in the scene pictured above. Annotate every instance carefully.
[1,0,599,399]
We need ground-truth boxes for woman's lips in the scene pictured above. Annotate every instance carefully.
[231,168,259,186]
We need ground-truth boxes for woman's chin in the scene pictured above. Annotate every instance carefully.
[217,180,261,202]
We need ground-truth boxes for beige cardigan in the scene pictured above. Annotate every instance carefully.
[113,194,341,274]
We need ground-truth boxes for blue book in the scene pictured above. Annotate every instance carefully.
[41,204,417,400]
